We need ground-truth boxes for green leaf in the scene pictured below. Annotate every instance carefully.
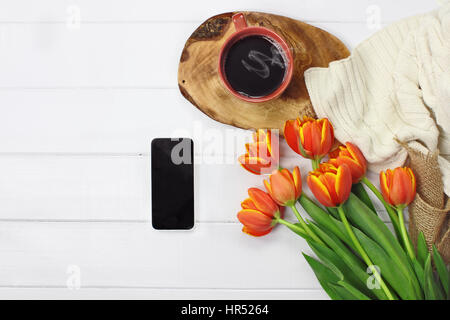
[423,254,445,300]
[299,195,353,248]
[352,183,377,215]
[352,226,412,300]
[288,223,312,241]
[328,283,359,300]
[361,177,402,241]
[326,207,340,220]
[411,258,425,292]
[432,245,449,297]
[307,222,388,300]
[343,193,423,299]
[307,206,415,299]
[416,232,428,267]
[308,240,375,299]
[337,280,371,300]
[302,253,342,300]
[307,241,343,279]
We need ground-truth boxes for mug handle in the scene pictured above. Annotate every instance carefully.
[232,13,247,32]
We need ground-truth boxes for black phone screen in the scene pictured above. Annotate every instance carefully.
[151,138,194,229]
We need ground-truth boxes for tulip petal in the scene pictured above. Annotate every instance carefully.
[246,142,271,161]
[391,168,407,205]
[301,121,315,154]
[319,119,333,156]
[380,167,416,207]
[335,164,352,204]
[245,142,256,157]
[237,209,274,233]
[322,173,339,205]
[292,166,302,198]
[269,169,296,205]
[380,170,392,204]
[328,146,341,159]
[238,154,270,175]
[283,119,301,155]
[263,179,273,195]
[328,158,339,167]
[241,198,258,210]
[308,175,335,207]
[266,130,279,165]
[406,168,416,204]
[337,156,364,183]
[311,122,323,157]
[242,226,272,237]
[279,168,294,185]
[248,188,279,217]
[346,142,367,171]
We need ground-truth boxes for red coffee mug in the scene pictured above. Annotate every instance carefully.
[218,13,294,103]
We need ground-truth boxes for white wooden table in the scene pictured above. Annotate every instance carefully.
[0,0,435,299]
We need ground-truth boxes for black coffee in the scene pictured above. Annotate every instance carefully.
[224,35,287,98]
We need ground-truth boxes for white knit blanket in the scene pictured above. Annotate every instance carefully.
[305,2,450,196]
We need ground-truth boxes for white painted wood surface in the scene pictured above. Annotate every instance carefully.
[0,0,435,299]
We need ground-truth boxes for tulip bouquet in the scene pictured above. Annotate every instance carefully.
[237,117,449,300]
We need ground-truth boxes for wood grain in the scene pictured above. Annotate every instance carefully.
[178,12,350,132]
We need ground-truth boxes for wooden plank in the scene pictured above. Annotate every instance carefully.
[0,89,252,153]
[0,22,373,88]
[0,222,322,289]
[0,287,328,300]
[0,155,150,221]
[0,23,190,88]
[0,155,262,222]
[0,0,435,23]
[0,155,391,222]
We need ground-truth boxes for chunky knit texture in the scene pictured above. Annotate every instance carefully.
[304,3,450,196]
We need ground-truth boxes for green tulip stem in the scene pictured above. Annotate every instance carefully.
[311,158,320,170]
[361,176,402,241]
[396,206,415,261]
[290,204,326,246]
[277,218,307,238]
[337,205,395,300]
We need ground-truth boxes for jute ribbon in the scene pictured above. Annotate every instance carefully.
[403,144,450,263]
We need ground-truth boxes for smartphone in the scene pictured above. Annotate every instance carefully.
[151,138,194,229]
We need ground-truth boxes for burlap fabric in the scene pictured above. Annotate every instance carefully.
[405,145,450,264]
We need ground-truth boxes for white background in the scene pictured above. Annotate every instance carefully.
[0,0,436,299]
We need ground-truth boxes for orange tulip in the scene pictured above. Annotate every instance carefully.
[238,129,279,175]
[307,163,352,207]
[329,142,367,183]
[327,145,342,160]
[237,188,284,236]
[284,116,334,161]
[263,167,302,207]
[380,167,416,208]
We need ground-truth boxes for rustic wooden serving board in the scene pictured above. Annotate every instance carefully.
[178,12,350,132]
